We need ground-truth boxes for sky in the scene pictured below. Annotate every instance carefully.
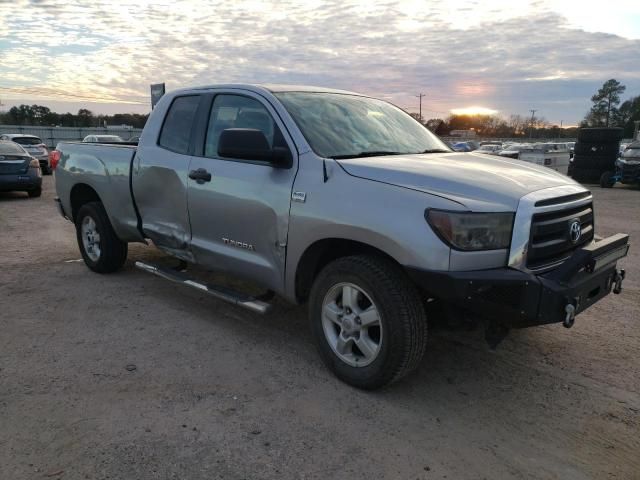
[0,0,639,124]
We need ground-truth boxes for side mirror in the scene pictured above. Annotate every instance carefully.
[218,128,292,168]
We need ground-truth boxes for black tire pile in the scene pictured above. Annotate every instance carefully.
[569,128,622,183]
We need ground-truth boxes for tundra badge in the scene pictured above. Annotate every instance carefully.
[223,238,255,251]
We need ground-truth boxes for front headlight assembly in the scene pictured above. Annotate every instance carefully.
[426,210,514,251]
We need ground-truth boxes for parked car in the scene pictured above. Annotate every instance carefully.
[450,141,476,152]
[606,141,640,187]
[52,84,629,389]
[498,144,533,159]
[0,134,51,174]
[82,135,124,143]
[0,140,42,197]
[518,143,571,175]
[476,144,502,154]
[128,136,140,143]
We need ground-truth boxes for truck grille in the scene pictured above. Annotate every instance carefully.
[621,164,640,184]
[526,202,594,270]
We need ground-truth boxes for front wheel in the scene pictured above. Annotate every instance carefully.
[75,201,128,273]
[27,188,42,198]
[309,255,427,389]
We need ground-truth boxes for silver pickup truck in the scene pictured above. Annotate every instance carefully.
[53,84,629,389]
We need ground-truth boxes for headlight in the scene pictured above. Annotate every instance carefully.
[426,210,514,251]
[29,157,40,168]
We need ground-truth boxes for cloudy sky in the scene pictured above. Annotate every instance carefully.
[1,0,639,124]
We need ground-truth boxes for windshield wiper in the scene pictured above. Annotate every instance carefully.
[417,149,451,154]
[329,151,404,159]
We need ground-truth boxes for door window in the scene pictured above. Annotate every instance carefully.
[158,95,201,154]
[204,95,282,158]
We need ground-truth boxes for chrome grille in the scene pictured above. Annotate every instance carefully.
[526,202,594,270]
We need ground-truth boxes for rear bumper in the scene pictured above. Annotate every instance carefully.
[0,173,42,192]
[407,233,629,329]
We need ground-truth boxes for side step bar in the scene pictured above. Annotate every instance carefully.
[135,261,272,315]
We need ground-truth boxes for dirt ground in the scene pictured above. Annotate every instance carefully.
[1,176,639,480]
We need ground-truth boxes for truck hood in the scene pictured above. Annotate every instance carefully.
[336,152,578,211]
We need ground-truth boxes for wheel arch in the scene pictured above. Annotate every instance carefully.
[294,237,403,303]
[70,183,102,222]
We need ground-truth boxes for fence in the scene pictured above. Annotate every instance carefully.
[0,125,143,148]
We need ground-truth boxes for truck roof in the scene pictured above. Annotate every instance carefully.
[174,83,364,97]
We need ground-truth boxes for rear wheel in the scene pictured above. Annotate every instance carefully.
[75,201,127,273]
[309,255,427,389]
[28,188,42,198]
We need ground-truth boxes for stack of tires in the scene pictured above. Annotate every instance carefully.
[569,128,622,184]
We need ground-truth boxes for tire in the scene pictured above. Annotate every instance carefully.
[577,128,623,143]
[75,201,128,273]
[574,142,619,156]
[309,255,427,390]
[572,154,616,170]
[28,187,42,198]
[599,171,616,188]
[570,166,602,183]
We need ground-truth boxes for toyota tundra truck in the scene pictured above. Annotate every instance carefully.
[52,84,629,389]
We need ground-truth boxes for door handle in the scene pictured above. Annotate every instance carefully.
[188,168,212,183]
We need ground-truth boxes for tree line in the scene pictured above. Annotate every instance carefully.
[0,104,149,129]
[414,78,638,139]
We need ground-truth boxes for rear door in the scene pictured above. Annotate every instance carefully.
[132,94,202,258]
[186,91,298,291]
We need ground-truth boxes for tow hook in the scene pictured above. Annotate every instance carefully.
[613,269,625,294]
[563,304,576,329]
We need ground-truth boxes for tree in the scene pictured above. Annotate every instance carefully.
[76,109,94,127]
[408,112,424,124]
[585,79,626,127]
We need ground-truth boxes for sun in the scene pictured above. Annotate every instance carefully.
[450,106,498,116]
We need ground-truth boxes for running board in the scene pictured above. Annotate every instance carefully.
[134,261,272,315]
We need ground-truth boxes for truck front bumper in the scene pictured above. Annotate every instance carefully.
[406,233,629,329]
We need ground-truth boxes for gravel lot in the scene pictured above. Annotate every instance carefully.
[1,176,639,480]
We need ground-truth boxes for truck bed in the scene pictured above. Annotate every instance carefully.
[54,142,144,243]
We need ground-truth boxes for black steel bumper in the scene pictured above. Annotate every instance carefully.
[407,233,630,329]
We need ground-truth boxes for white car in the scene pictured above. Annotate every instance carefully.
[82,135,124,143]
[0,134,51,174]
[476,144,502,154]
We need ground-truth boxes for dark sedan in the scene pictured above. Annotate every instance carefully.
[0,141,42,197]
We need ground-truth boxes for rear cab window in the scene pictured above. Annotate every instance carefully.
[158,95,201,154]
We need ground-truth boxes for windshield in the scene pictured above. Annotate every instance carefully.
[275,92,450,159]
[11,136,42,145]
[0,142,27,155]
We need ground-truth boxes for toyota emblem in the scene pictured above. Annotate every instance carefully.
[569,220,582,244]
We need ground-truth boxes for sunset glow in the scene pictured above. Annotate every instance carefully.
[450,107,499,116]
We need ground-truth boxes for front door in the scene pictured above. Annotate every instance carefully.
[186,92,298,291]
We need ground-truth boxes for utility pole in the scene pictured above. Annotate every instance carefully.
[416,93,426,123]
[559,120,563,139]
[529,109,537,139]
